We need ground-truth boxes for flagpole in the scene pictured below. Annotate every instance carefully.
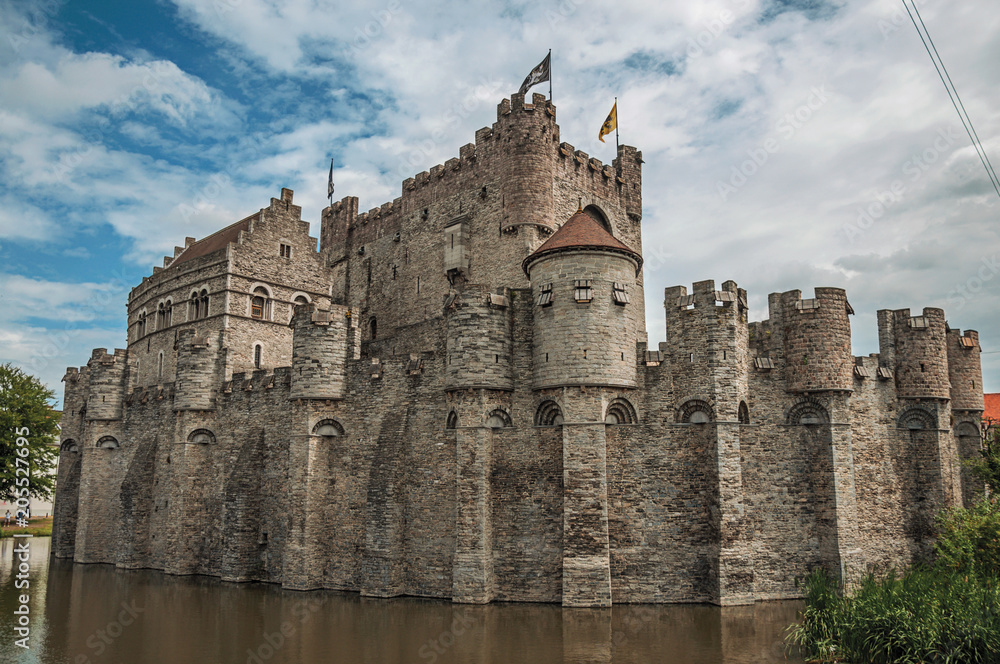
[615,97,619,154]
[548,49,552,102]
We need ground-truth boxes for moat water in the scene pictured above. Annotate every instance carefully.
[1,538,805,664]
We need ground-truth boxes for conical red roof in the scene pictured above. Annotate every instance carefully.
[522,210,642,275]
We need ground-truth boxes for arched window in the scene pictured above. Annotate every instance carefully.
[897,408,936,431]
[157,302,165,329]
[369,317,377,340]
[187,429,215,444]
[97,436,120,449]
[254,344,262,369]
[136,311,146,338]
[251,287,270,320]
[164,300,173,327]
[583,204,612,232]
[738,401,750,425]
[446,411,459,429]
[787,399,829,426]
[200,289,209,317]
[485,409,512,429]
[189,291,199,320]
[678,399,713,424]
[61,439,79,453]
[535,401,564,426]
[312,419,345,437]
[605,398,637,425]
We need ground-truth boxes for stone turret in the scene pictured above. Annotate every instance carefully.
[663,279,749,419]
[85,349,128,420]
[879,307,950,400]
[524,209,643,391]
[289,303,353,400]
[776,288,854,393]
[445,286,513,391]
[947,328,984,412]
[174,329,220,410]
[498,93,558,234]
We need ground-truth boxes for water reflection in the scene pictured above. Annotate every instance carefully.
[1,539,804,664]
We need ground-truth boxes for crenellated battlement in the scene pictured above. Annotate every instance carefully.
[52,85,989,609]
[878,307,950,400]
[947,327,984,411]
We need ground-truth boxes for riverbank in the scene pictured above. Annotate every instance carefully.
[0,516,53,538]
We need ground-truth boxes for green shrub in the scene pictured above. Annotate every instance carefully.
[935,497,1000,578]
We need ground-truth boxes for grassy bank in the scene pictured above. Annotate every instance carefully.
[786,497,1000,663]
[0,517,53,538]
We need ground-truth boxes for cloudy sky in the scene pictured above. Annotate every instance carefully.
[1,0,998,403]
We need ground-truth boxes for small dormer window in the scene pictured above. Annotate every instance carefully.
[574,280,592,303]
[612,282,629,305]
[537,283,553,307]
[280,243,292,258]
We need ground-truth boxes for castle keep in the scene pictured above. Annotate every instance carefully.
[52,93,986,607]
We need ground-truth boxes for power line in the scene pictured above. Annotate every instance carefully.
[900,0,1000,201]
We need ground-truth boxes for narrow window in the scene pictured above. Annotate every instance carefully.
[537,283,553,307]
[370,317,377,340]
[164,300,173,327]
[200,289,209,318]
[920,363,926,373]
[251,287,269,320]
[416,276,420,294]
[612,282,629,305]
[158,352,164,379]
[574,280,592,303]
[190,291,199,320]
[254,345,262,369]
[690,353,695,363]
[280,243,292,258]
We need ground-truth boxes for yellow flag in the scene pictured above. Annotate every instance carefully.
[598,101,617,143]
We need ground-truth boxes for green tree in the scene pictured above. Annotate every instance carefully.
[969,416,1000,498]
[0,363,59,506]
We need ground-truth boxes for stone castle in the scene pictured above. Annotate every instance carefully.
[51,92,986,607]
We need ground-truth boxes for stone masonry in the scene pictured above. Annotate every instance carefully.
[52,93,985,607]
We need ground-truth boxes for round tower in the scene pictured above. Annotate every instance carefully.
[947,329,984,412]
[290,303,350,400]
[780,288,853,393]
[85,348,128,421]
[523,209,643,390]
[174,329,219,410]
[445,286,513,391]
[498,92,558,235]
[892,307,950,400]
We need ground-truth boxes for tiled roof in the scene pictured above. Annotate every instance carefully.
[985,393,1000,423]
[167,215,253,269]
[523,210,642,275]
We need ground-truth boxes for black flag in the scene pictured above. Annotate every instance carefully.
[518,52,550,95]
[327,158,334,203]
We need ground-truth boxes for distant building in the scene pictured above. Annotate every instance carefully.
[52,93,985,607]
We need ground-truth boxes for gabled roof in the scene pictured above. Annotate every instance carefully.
[522,210,642,275]
[985,393,1000,424]
[167,214,253,269]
